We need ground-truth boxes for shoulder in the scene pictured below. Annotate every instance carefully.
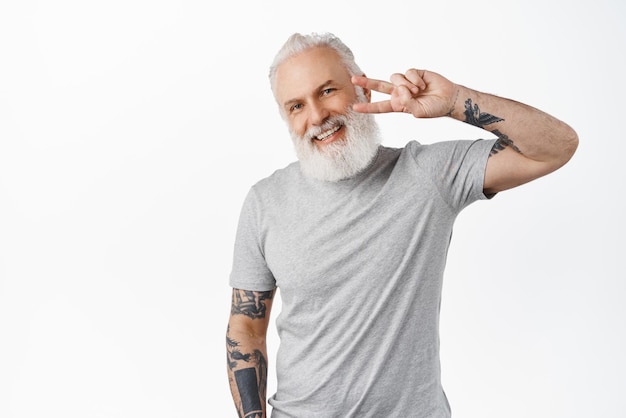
[402,139,495,165]
[253,161,301,190]
[246,161,307,210]
[403,138,485,154]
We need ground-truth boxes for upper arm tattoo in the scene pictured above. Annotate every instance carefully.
[463,98,523,157]
[231,289,274,319]
[490,129,523,156]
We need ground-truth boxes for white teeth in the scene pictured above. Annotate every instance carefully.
[316,125,341,141]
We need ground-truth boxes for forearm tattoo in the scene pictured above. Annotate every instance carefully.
[231,289,273,319]
[464,98,504,127]
[227,332,251,370]
[235,367,263,418]
[227,325,268,418]
[446,89,460,117]
[227,290,272,417]
[463,98,523,157]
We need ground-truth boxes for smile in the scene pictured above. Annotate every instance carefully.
[315,124,342,141]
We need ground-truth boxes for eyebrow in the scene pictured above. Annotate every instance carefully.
[282,80,335,110]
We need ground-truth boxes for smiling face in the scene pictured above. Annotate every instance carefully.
[274,46,369,150]
[273,46,380,182]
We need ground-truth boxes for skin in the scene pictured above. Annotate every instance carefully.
[227,46,579,417]
[274,46,371,149]
[274,46,578,194]
[351,68,579,194]
[227,289,275,418]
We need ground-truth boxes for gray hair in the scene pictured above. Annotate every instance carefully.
[268,32,364,98]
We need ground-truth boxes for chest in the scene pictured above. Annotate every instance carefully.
[260,172,454,298]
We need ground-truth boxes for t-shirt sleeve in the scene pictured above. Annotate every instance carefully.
[408,139,496,212]
[229,187,277,291]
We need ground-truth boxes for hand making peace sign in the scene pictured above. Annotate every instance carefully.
[351,69,458,119]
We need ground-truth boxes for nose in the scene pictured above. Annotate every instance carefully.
[309,100,330,126]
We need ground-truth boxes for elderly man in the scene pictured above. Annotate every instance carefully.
[226,32,577,418]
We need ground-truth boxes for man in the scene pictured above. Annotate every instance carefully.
[226,32,578,418]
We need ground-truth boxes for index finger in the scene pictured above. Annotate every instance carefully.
[351,75,394,95]
[352,100,394,114]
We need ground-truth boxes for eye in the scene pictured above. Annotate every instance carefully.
[289,103,303,113]
[322,88,335,95]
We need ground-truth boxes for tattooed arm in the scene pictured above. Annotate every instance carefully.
[446,84,578,194]
[227,288,275,418]
[352,70,578,194]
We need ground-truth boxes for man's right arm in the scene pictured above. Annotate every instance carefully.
[226,288,275,418]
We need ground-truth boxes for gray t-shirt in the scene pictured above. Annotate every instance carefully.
[230,139,495,417]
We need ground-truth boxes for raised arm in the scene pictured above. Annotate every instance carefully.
[352,70,578,194]
[445,84,578,194]
[226,288,276,418]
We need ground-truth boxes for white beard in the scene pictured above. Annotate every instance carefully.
[290,108,381,182]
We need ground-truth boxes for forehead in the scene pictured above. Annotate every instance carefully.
[274,47,352,102]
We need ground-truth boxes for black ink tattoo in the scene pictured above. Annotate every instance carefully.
[226,329,252,370]
[255,349,268,404]
[227,327,243,370]
[231,289,273,319]
[462,99,524,157]
[226,325,269,410]
[446,89,460,117]
[235,368,263,418]
[463,98,504,127]
[229,350,267,418]
[489,129,523,157]
[227,292,272,416]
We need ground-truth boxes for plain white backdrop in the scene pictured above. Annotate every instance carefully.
[1,0,624,417]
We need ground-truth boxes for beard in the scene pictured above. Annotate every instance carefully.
[290,107,382,182]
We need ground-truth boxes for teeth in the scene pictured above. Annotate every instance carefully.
[316,125,341,141]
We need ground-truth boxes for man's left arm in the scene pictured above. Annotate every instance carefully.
[352,70,579,195]
[446,84,578,195]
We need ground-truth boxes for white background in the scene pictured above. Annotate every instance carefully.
[1,0,624,417]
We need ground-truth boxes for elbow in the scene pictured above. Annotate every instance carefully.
[560,126,579,166]
[548,124,579,171]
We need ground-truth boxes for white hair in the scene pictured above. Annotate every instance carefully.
[268,32,364,99]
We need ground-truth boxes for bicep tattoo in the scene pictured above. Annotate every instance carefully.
[490,129,523,156]
[231,289,274,319]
